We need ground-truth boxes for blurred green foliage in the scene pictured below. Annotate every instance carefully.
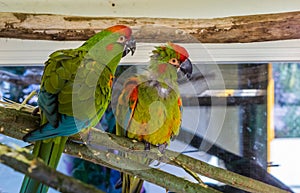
[273,63,300,137]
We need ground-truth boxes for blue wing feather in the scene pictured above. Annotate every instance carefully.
[23,115,88,142]
[38,88,59,127]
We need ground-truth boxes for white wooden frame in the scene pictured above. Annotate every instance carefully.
[1,38,300,65]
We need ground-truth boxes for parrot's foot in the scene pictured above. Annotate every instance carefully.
[158,143,168,154]
[153,143,168,167]
[144,142,151,151]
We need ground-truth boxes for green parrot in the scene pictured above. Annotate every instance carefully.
[116,42,193,193]
[20,25,136,193]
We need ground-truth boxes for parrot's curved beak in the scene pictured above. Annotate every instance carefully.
[122,37,136,57]
[179,58,193,80]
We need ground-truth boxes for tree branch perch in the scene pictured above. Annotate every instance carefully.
[0,143,105,193]
[0,12,300,43]
[0,103,289,193]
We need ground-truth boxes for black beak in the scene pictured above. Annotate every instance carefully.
[122,36,136,57]
[179,58,193,80]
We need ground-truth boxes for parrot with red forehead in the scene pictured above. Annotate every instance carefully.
[116,42,193,193]
[20,25,136,193]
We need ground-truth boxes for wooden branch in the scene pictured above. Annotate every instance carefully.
[0,105,289,193]
[79,129,289,193]
[66,141,220,193]
[0,12,300,43]
[0,143,105,193]
[0,106,219,193]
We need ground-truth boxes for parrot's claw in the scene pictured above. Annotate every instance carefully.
[144,142,151,151]
[153,143,168,167]
[158,143,168,154]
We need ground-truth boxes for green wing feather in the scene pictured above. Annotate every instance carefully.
[20,26,129,193]
[116,67,182,193]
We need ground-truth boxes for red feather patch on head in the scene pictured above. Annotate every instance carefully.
[106,25,132,39]
[168,42,189,62]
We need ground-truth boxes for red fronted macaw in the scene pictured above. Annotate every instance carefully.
[20,25,136,193]
[116,42,193,193]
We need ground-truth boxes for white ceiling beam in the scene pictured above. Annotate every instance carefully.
[1,39,300,65]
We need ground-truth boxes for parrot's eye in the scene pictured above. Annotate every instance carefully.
[168,58,180,67]
[117,35,126,43]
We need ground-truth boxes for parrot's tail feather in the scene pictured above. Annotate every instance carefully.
[19,177,48,193]
[23,115,87,142]
[20,137,68,193]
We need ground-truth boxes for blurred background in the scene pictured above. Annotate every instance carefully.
[1,0,300,192]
